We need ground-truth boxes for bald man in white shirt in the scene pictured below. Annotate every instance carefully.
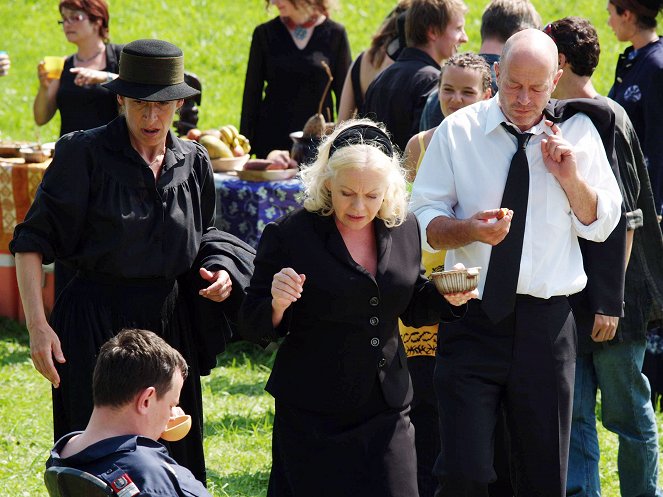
[410,29,622,497]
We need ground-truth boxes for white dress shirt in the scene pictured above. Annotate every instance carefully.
[410,96,622,299]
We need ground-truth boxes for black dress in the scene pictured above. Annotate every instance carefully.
[56,43,122,137]
[240,17,351,159]
[10,116,235,484]
[239,209,465,497]
[54,43,122,297]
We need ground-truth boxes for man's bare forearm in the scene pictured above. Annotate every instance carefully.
[426,216,475,250]
[560,176,598,225]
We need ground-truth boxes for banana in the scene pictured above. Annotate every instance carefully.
[226,124,240,139]
[219,126,234,146]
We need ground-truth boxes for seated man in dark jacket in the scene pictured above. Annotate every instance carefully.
[46,329,212,497]
[364,0,468,151]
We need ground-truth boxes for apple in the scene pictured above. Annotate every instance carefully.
[187,128,202,141]
[232,145,245,157]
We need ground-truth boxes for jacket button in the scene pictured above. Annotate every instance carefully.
[369,316,379,326]
[370,337,380,347]
[369,297,379,306]
[378,357,387,368]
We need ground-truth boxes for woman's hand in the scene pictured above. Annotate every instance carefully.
[271,268,306,312]
[443,289,479,306]
[28,320,65,388]
[198,267,232,302]
[70,67,112,86]
[37,61,53,89]
[442,262,479,306]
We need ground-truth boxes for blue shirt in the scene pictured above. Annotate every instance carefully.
[47,432,212,497]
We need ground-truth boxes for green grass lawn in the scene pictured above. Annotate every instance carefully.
[0,0,634,142]
[1,317,662,496]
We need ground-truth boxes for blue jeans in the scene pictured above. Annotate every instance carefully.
[567,339,662,497]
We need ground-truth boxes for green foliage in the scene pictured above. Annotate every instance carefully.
[0,0,631,142]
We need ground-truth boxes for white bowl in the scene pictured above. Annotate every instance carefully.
[211,154,249,172]
[430,267,481,294]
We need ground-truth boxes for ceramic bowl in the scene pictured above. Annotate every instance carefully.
[211,154,249,172]
[161,414,192,442]
[430,267,481,294]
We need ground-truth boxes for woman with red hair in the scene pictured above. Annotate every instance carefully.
[33,0,123,298]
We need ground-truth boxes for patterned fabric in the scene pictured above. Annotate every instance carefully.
[0,159,49,253]
[214,173,303,248]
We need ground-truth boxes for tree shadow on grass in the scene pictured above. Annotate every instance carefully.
[206,468,270,497]
[0,317,31,366]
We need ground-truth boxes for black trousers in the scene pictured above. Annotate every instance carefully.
[434,296,576,497]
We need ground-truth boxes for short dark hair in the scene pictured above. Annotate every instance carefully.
[93,329,188,408]
[440,52,492,92]
[480,0,541,43]
[610,0,663,29]
[546,17,600,77]
[59,0,110,41]
[405,0,467,47]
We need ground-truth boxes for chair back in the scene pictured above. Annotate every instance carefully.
[44,466,114,497]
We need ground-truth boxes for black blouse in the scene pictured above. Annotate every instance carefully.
[56,43,122,137]
[10,116,217,279]
[240,17,352,159]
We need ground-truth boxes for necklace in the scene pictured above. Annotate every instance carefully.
[282,15,318,41]
[74,46,104,64]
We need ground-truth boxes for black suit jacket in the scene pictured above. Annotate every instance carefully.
[239,208,464,413]
[547,98,628,350]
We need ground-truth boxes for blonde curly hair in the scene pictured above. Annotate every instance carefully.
[300,119,408,228]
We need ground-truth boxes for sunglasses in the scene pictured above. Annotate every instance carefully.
[57,13,87,25]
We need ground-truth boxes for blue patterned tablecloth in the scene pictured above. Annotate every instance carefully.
[214,173,304,248]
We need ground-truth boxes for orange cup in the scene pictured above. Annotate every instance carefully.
[43,56,65,79]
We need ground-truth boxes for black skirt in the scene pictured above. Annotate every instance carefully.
[49,271,206,483]
[268,380,418,497]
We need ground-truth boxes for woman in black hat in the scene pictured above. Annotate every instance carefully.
[11,39,252,485]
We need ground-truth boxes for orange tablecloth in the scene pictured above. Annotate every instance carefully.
[0,158,54,320]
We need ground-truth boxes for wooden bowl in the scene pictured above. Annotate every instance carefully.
[19,147,51,163]
[0,142,23,158]
[161,414,191,442]
[211,154,249,172]
[430,267,481,294]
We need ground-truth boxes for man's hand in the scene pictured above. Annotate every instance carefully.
[591,314,619,342]
[541,120,579,183]
[469,209,514,246]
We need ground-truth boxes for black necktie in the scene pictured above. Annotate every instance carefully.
[481,124,532,324]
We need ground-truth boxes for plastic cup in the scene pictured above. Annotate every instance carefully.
[43,56,65,79]
[0,51,8,76]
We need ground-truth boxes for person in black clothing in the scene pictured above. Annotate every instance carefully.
[240,0,351,159]
[239,119,476,497]
[12,39,255,485]
[546,17,663,497]
[364,0,468,151]
[33,0,123,299]
[33,0,121,137]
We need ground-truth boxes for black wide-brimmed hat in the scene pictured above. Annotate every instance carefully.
[103,39,200,101]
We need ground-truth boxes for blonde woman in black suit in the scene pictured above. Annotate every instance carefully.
[239,119,476,497]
